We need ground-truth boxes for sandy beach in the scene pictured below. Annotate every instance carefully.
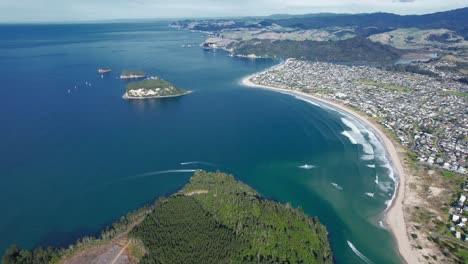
[241,65,419,264]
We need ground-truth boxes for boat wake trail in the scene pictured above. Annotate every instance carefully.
[347,241,374,264]
[123,169,197,182]
[331,182,343,190]
[180,161,217,167]
[299,164,316,169]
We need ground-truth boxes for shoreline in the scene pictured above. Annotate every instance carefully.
[241,65,416,264]
[122,91,192,100]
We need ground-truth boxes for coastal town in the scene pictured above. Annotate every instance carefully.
[250,59,467,175]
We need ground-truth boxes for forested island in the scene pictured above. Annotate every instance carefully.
[2,171,332,264]
[123,78,190,99]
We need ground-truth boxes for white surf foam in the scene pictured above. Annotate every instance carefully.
[375,175,379,185]
[331,182,343,190]
[379,221,386,229]
[341,131,358,144]
[341,118,374,156]
[347,241,374,264]
[294,95,320,107]
[366,164,376,168]
[380,163,395,181]
[365,192,375,198]
[299,164,316,169]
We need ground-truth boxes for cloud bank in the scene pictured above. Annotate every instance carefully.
[0,0,466,22]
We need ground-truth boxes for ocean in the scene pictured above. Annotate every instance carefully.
[0,21,399,263]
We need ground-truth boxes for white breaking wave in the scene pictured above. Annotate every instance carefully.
[331,182,343,190]
[294,95,320,107]
[378,181,393,193]
[341,118,374,156]
[299,164,316,169]
[180,161,217,167]
[366,164,376,168]
[375,175,379,185]
[380,163,395,181]
[379,221,386,229]
[365,192,375,198]
[347,241,374,264]
[341,131,358,144]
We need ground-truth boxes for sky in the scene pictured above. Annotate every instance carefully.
[0,0,467,23]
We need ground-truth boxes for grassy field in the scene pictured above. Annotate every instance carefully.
[443,91,468,98]
[353,79,412,92]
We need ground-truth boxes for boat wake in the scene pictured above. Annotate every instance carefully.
[299,164,316,169]
[180,161,217,167]
[125,169,197,181]
[347,241,374,264]
[331,182,343,190]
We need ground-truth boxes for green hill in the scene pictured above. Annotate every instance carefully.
[231,36,402,64]
[130,171,332,264]
[124,79,189,99]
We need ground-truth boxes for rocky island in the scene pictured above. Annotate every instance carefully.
[2,171,332,264]
[123,78,190,99]
[120,70,146,79]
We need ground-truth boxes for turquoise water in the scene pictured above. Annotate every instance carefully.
[0,22,399,263]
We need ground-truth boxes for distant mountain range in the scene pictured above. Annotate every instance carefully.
[172,7,468,64]
[265,8,468,37]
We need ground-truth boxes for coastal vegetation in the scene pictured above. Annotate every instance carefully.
[130,171,332,263]
[3,171,332,264]
[230,36,402,64]
[124,79,189,99]
[387,64,440,78]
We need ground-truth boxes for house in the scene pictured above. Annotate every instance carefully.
[460,195,467,204]
[456,232,461,239]
[453,215,461,222]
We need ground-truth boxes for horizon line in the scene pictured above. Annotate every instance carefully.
[0,6,465,25]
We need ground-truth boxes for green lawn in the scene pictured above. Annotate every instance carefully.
[443,91,468,98]
[457,248,468,262]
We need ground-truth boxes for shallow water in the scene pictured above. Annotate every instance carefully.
[0,22,399,263]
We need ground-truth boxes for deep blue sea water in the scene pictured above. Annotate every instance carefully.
[0,22,399,263]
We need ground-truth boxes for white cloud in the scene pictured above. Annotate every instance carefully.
[0,0,466,22]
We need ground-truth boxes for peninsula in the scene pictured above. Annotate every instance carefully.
[2,171,332,264]
[123,78,190,99]
[120,70,146,79]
